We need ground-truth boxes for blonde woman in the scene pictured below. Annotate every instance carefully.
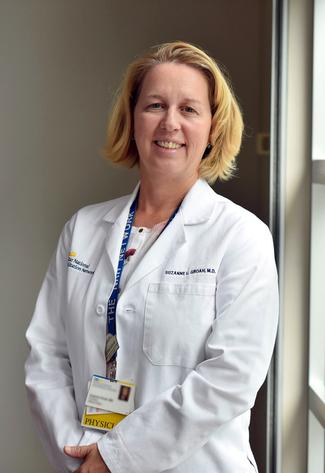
[25,41,278,473]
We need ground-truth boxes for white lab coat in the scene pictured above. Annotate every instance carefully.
[25,178,279,473]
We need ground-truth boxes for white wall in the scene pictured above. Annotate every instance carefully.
[0,1,270,472]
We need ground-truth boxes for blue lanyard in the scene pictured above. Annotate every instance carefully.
[106,195,180,339]
[107,197,137,338]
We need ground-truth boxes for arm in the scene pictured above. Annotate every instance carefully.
[97,220,279,473]
[25,219,102,473]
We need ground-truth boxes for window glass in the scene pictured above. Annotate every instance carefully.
[309,184,325,395]
[308,1,325,471]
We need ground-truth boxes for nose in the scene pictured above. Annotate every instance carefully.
[160,108,180,132]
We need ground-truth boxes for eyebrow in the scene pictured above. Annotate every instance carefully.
[145,94,203,105]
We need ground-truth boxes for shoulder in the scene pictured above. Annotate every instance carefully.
[59,193,131,247]
[224,199,269,233]
[188,180,271,240]
[208,192,275,260]
[66,194,129,229]
[212,190,270,235]
[74,194,130,223]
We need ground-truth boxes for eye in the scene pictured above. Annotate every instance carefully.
[182,105,197,114]
[147,103,163,110]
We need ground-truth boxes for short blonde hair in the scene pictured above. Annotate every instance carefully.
[105,41,243,183]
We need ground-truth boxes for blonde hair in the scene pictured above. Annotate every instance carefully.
[105,41,244,183]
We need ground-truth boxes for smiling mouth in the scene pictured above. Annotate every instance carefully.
[154,140,185,149]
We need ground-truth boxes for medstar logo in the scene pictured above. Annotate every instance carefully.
[67,252,94,275]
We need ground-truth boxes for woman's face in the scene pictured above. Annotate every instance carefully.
[133,63,212,184]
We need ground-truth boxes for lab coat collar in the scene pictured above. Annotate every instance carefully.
[101,178,218,290]
[103,178,218,227]
[179,178,218,225]
[103,182,141,226]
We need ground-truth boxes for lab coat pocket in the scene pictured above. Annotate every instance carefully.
[143,283,216,368]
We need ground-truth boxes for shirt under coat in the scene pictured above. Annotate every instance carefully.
[25,178,279,473]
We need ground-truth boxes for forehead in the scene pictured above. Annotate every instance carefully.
[138,63,210,101]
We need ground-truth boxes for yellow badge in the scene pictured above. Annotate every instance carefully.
[81,408,125,431]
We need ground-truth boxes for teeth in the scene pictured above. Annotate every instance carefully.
[156,141,183,149]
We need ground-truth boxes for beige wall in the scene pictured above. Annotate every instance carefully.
[0,3,137,472]
[0,1,271,472]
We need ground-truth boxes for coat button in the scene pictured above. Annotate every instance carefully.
[124,305,135,312]
[96,304,105,316]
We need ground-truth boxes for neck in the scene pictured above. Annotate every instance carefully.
[134,174,198,228]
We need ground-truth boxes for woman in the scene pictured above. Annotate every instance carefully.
[25,41,278,473]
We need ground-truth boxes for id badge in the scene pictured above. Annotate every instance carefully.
[85,375,135,415]
[81,376,135,432]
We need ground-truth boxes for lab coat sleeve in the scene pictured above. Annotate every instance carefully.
[97,219,279,473]
[25,218,102,473]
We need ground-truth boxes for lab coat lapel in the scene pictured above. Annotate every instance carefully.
[103,183,140,279]
[125,211,186,290]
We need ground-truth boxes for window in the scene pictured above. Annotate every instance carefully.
[308,1,325,471]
